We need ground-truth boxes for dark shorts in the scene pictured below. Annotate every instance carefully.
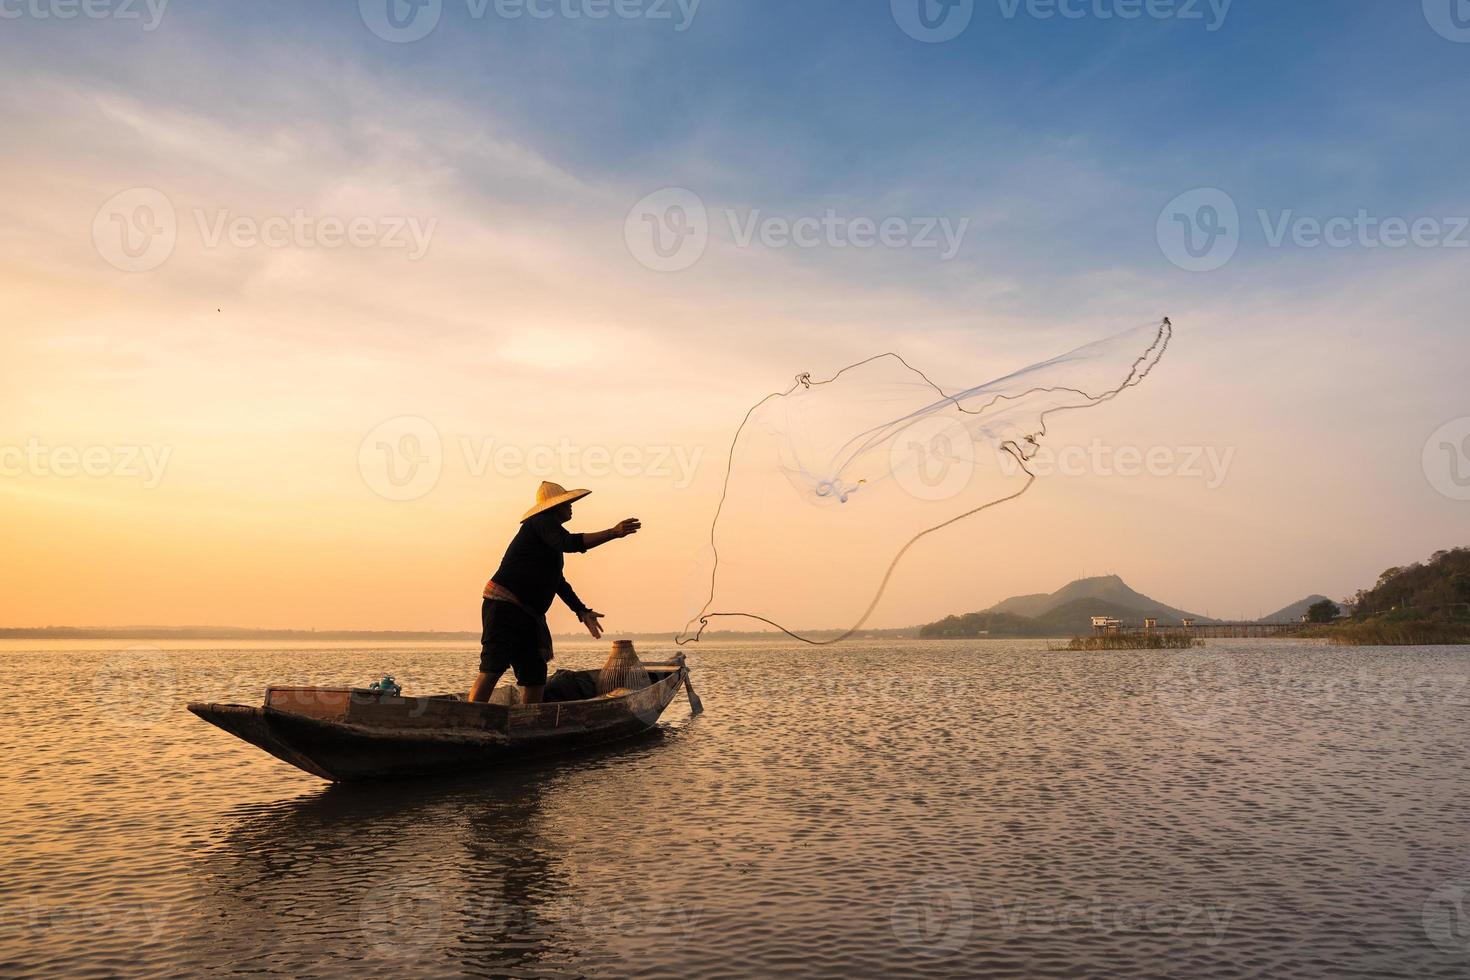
[480,598,549,687]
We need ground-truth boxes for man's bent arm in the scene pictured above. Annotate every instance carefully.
[558,578,590,617]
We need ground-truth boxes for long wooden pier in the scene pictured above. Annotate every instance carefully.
[1102,621,1310,639]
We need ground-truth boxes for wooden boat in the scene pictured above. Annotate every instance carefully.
[187,650,698,782]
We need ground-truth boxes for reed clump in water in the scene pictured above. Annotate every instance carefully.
[1067,633,1198,651]
[598,640,651,695]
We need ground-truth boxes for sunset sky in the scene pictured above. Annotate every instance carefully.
[1,2,1467,634]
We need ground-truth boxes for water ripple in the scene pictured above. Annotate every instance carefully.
[2,640,1469,977]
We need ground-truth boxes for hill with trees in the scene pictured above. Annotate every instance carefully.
[1313,547,1470,644]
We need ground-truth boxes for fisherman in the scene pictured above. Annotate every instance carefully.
[469,482,641,705]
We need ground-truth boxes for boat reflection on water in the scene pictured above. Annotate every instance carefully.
[190,729,688,977]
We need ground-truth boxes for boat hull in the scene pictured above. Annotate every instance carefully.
[188,664,688,782]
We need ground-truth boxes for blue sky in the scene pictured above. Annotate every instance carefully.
[8,3,1468,299]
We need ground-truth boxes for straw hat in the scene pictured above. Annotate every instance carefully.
[521,481,591,522]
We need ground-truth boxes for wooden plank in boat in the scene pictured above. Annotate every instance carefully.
[265,687,509,732]
[344,695,509,731]
[265,687,353,722]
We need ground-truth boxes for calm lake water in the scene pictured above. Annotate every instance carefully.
[4,639,1470,978]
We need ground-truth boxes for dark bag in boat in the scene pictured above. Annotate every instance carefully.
[544,669,599,704]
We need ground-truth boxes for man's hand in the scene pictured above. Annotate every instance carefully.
[580,609,605,639]
[583,519,643,550]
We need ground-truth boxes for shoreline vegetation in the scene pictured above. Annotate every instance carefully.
[1302,547,1470,646]
[1302,618,1470,646]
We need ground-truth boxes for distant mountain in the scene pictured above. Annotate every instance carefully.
[921,576,1215,638]
[987,575,1211,625]
[1255,595,1332,624]
[987,591,1054,618]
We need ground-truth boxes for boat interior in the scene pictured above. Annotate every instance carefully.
[486,664,680,706]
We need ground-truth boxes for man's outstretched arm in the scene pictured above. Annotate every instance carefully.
[580,518,641,550]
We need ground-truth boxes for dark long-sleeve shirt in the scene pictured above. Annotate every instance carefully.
[490,514,590,617]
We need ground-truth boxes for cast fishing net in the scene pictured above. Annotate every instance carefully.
[676,318,1172,645]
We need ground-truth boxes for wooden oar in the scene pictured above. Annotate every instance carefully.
[674,652,704,714]
[683,671,704,714]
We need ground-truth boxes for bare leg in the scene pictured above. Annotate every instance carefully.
[520,684,545,705]
[468,671,503,703]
